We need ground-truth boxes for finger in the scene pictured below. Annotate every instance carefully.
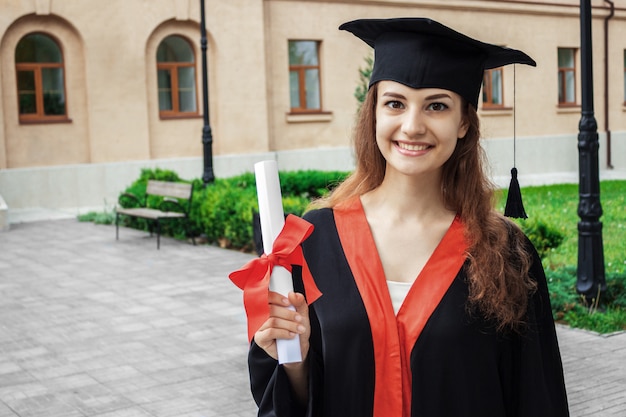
[288,291,306,305]
[269,304,298,321]
[268,293,306,322]
[257,320,303,341]
[288,292,309,315]
[267,291,291,307]
[253,329,278,360]
[260,315,306,335]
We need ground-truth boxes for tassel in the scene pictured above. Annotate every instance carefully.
[504,65,527,219]
[504,167,527,219]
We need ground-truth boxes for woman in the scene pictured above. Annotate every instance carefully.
[248,17,569,417]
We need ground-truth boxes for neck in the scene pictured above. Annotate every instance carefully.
[362,169,452,222]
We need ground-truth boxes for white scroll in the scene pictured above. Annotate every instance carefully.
[254,160,302,364]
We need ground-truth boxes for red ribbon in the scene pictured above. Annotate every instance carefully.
[229,214,322,341]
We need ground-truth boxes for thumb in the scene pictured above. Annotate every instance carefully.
[288,291,308,312]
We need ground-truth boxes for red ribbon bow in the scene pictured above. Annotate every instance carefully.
[229,214,322,341]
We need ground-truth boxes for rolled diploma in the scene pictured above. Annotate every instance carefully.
[254,160,302,364]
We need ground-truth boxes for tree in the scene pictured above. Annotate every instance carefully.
[355,55,373,109]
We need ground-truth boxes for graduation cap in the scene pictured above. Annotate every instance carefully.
[339,17,535,218]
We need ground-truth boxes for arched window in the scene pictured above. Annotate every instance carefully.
[156,35,198,118]
[15,33,68,122]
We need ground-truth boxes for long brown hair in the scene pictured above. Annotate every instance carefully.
[311,84,537,331]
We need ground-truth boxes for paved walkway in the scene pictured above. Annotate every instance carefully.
[0,218,624,416]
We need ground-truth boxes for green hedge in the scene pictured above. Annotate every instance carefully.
[114,168,346,252]
[114,168,564,257]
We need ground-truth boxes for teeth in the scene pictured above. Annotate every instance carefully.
[397,142,429,151]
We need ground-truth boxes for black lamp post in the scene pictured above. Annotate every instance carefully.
[200,0,215,185]
[576,0,606,299]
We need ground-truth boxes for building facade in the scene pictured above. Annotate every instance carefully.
[0,0,625,213]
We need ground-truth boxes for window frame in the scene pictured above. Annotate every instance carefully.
[15,32,69,124]
[482,67,505,109]
[156,35,199,119]
[623,49,626,105]
[557,47,577,107]
[288,40,323,114]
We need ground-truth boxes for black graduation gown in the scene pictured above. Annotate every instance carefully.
[248,198,569,417]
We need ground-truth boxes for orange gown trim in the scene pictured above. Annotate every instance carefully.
[334,197,468,417]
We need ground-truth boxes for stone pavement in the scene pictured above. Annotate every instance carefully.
[0,218,625,417]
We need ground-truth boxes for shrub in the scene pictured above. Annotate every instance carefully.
[197,181,257,250]
[545,267,579,321]
[79,167,316,252]
[546,262,626,333]
[517,218,565,259]
[562,305,626,333]
[604,272,626,308]
[77,209,115,225]
[193,170,341,251]
[279,170,348,199]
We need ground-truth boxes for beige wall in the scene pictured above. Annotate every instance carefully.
[210,0,271,156]
[0,0,271,169]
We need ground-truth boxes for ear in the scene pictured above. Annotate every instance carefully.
[457,117,469,139]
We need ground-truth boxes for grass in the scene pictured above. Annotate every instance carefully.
[498,180,626,334]
[78,209,116,225]
[509,181,626,276]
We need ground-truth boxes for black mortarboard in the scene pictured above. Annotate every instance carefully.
[339,17,536,108]
[340,17,536,218]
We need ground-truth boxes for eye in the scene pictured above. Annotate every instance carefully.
[384,100,404,110]
[427,102,448,111]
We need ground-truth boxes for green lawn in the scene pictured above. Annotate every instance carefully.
[498,180,626,333]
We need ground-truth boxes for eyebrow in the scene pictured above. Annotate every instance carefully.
[380,91,453,101]
[380,91,406,99]
[424,93,453,101]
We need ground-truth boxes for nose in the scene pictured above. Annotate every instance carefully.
[400,108,426,138]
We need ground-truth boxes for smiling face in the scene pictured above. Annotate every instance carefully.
[375,81,469,181]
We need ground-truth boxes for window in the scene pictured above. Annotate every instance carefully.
[289,40,321,112]
[482,67,504,108]
[156,35,198,118]
[558,48,577,105]
[623,50,626,104]
[15,33,68,122]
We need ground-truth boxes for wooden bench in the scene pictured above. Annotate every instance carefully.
[115,180,196,249]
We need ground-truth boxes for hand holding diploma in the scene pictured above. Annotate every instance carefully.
[256,290,311,368]
[229,160,321,364]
